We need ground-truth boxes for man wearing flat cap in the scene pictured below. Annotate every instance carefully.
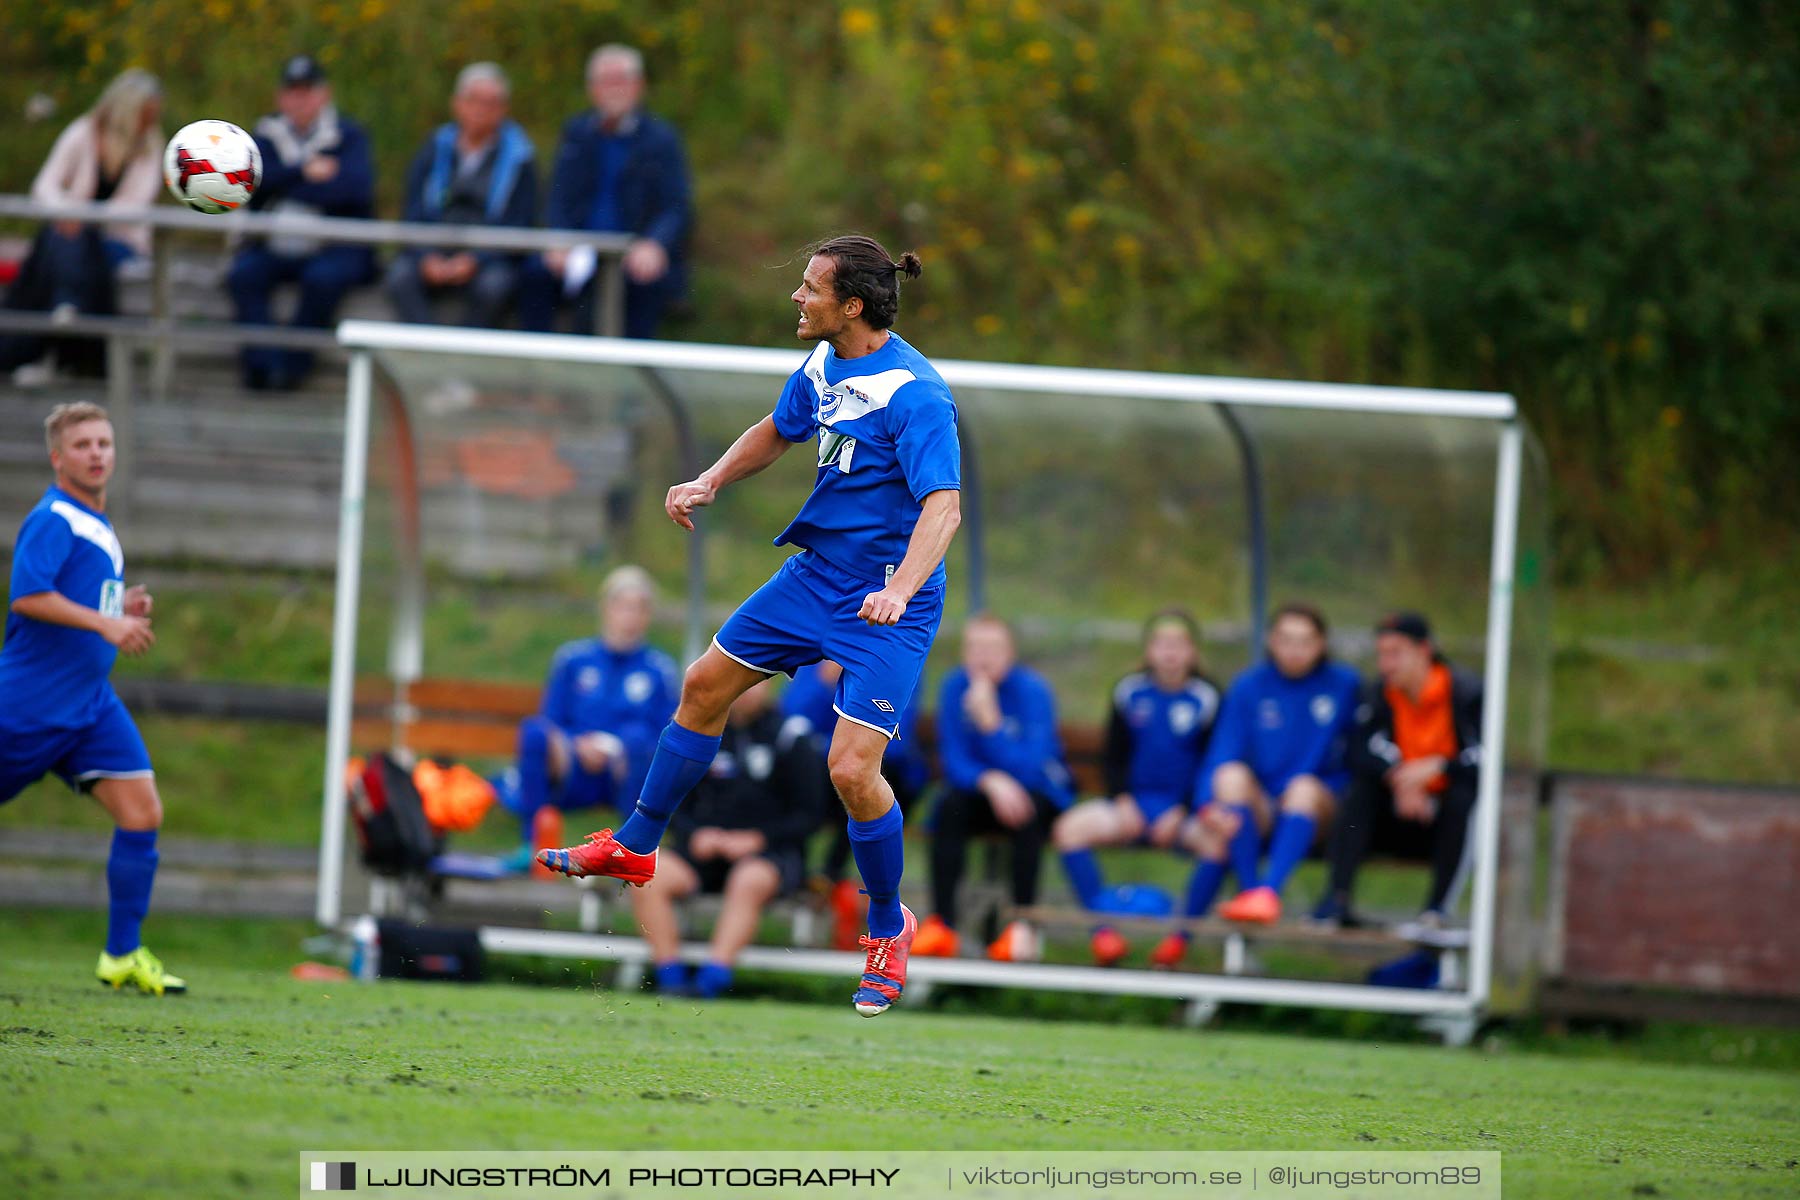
[227,54,376,390]
[1315,611,1484,942]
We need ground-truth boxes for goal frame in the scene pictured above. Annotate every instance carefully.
[321,319,1527,1025]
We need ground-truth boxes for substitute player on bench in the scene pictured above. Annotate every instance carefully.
[0,403,183,995]
[538,234,961,1017]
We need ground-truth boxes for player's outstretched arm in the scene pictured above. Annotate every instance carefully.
[665,415,796,531]
[858,488,962,626]
[10,591,154,656]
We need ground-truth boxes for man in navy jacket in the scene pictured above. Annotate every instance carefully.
[385,63,537,329]
[227,55,377,389]
[519,44,692,339]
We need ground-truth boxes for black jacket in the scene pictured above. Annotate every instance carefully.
[671,708,825,854]
[1350,663,1484,792]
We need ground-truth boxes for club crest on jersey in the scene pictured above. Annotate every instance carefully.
[624,671,655,704]
[1169,701,1200,736]
[745,744,775,781]
[818,387,845,421]
[1311,694,1338,725]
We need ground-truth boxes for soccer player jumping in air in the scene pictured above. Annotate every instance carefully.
[539,235,961,1016]
[0,403,184,995]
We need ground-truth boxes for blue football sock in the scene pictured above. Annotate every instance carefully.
[693,961,735,999]
[513,718,554,840]
[1059,848,1106,908]
[1227,805,1262,890]
[1262,812,1317,894]
[653,961,691,994]
[1183,859,1227,917]
[847,803,906,939]
[105,828,159,957]
[616,722,721,854]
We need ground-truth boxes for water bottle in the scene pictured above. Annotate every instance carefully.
[349,915,380,982]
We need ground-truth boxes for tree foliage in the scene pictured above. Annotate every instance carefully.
[3,0,1793,575]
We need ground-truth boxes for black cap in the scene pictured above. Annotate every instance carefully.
[280,54,327,88]
[1375,611,1433,643]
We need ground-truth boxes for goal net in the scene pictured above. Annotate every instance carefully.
[321,320,1550,1021]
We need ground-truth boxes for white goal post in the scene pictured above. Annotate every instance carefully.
[321,318,1539,1026]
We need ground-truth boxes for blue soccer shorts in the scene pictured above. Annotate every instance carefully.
[0,688,154,805]
[1129,790,1187,838]
[713,551,944,739]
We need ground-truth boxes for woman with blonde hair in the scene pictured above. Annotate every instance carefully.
[3,69,164,380]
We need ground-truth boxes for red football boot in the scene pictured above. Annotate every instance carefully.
[853,904,918,1017]
[1090,925,1130,968]
[536,828,657,886]
[1218,885,1282,924]
[1149,931,1191,970]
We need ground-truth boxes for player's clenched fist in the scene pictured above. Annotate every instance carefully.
[858,586,909,626]
[665,478,717,530]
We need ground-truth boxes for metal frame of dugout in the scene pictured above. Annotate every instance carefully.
[324,319,1529,1039]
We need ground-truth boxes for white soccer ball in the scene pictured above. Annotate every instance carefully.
[163,120,262,214]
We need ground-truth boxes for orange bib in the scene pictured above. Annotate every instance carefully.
[1386,663,1456,793]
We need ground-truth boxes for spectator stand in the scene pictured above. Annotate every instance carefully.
[322,321,1551,1041]
[0,195,638,575]
[0,195,636,350]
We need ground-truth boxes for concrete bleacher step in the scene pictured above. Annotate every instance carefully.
[3,348,632,573]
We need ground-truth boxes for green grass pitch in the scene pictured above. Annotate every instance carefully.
[1,911,1793,1199]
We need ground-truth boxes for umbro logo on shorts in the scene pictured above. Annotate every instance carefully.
[871,699,895,713]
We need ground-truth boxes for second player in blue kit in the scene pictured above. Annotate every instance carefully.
[538,234,962,1016]
[0,403,184,995]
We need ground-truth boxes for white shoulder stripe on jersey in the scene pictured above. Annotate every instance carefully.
[1113,671,1150,710]
[1186,678,1222,714]
[807,364,920,428]
[49,500,124,576]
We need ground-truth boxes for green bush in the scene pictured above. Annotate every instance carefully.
[3,0,1793,577]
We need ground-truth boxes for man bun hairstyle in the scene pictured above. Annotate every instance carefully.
[806,234,921,330]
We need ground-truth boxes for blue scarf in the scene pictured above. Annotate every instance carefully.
[423,120,532,221]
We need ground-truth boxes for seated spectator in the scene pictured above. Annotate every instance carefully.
[497,566,679,872]
[1154,604,1361,965]
[519,44,691,339]
[914,614,1073,963]
[1,70,162,383]
[779,659,927,949]
[1051,609,1220,967]
[228,55,376,390]
[385,63,537,329]
[1316,611,1483,939]
[627,679,826,998]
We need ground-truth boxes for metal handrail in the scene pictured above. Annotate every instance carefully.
[0,195,632,254]
[0,193,633,337]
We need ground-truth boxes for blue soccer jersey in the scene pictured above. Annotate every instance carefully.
[1105,672,1221,812]
[1196,658,1362,802]
[935,665,1075,809]
[539,639,681,802]
[769,333,961,587]
[0,486,128,730]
